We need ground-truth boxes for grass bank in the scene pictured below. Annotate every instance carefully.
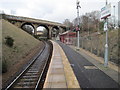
[2,19,44,87]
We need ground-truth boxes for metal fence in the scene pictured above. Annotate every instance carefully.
[70,32,118,66]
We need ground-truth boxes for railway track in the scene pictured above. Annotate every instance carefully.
[5,41,52,89]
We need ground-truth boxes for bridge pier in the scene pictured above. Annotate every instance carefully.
[48,26,53,39]
[34,25,38,36]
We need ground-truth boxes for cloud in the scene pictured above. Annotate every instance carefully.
[0,0,119,23]
[42,1,76,22]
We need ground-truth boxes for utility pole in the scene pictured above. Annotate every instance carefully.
[76,0,81,50]
[113,5,115,28]
[104,0,109,67]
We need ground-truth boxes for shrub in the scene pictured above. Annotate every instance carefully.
[33,35,39,39]
[5,36,14,47]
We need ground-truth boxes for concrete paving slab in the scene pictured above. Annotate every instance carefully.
[52,64,63,69]
[52,74,66,83]
[50,68,64,74]
[51,82,67,88]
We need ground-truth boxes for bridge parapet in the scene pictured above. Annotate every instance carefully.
[1,14,67,28]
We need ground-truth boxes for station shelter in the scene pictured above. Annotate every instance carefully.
[59,30,77,45]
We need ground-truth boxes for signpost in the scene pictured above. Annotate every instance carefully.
[101,1,111,67]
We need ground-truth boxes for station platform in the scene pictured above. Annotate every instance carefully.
[43,41,80,88]
[57,41,119,88]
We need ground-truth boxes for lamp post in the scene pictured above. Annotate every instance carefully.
[76,0,81,50]
[113,5,115,28]
[104,0,109,67]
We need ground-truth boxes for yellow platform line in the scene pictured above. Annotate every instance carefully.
[58,42,80,88]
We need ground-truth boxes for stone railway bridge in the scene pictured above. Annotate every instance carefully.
[1,14,67,39]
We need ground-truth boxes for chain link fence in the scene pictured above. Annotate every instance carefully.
[71,31,118,66]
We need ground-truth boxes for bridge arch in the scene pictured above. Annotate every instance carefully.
[21,22,35,35]
[37,24,50,39]
[51,26,60,38]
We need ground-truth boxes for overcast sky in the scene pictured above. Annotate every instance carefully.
[0,0,119,23]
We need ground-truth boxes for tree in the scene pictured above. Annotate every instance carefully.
[85,11,100,32]
[81,15,89,32]
[63,19,73,30]
[73,10,101,33]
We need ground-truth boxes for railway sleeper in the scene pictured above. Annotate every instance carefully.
[17,82,36,85]
[13,78,38,87]
[25,72,39,75]
[22,75,38,78]
[15,82,36,88]
[29,69,39,71]
[27,71,39,73]
[19,78,37,82]
[14,86,34,88]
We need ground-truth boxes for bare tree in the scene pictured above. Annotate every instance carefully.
[73,10,101,33]
[63,19,73,30]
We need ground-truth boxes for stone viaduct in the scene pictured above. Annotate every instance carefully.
[1,14,67,39]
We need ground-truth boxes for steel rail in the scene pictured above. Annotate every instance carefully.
[5,41,49,90]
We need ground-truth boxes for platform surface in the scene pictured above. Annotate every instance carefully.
[43,41,80,88]
[57,41,119,88]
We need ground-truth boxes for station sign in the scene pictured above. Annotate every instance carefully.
[101,3,111,19]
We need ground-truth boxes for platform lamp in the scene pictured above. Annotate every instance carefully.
[76,0,81,50]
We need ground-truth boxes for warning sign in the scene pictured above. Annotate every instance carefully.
[104,22,108,31]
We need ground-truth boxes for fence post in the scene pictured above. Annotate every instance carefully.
[97,35,100,56]
[91,36,93,53]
